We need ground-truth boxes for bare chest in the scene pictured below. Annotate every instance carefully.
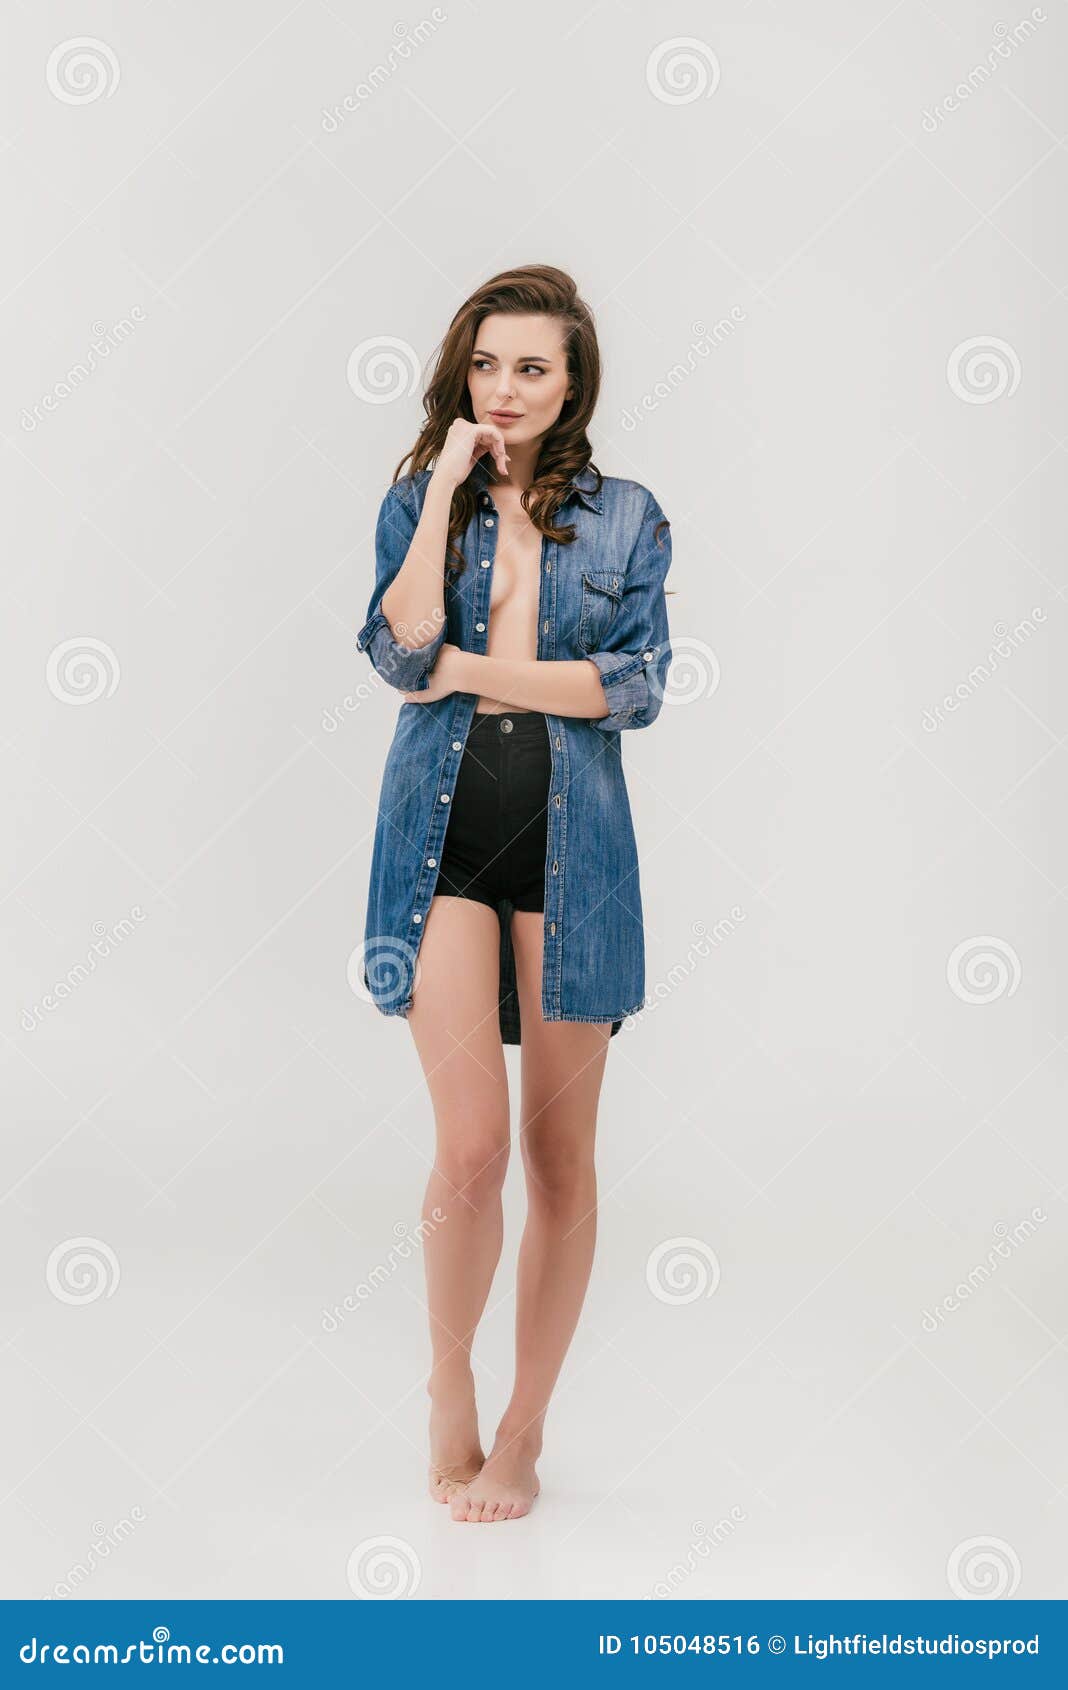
[487,507,543,618]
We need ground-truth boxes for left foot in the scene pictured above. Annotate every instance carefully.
[450,1426,541,1522]
[427,1374,484,1504]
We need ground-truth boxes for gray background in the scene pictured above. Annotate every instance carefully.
[3,0,1065,1601]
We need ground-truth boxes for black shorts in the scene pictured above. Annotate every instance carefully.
[433,710,552,913]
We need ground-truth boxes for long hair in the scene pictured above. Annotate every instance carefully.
[392,264,671,577]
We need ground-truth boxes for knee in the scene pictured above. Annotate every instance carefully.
[521,1129,595,1204]
[435,1124,510,1202]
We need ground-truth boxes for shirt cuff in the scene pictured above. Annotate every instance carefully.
[356,611,446,691]
[586,648,658,730]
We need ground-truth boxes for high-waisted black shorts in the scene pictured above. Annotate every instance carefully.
[434,710,552,913]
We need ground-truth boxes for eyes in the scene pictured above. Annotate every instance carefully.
[471,358,547,378]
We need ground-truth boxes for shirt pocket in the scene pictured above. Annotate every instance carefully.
[578,567,624,652]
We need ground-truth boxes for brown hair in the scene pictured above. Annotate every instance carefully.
[392,264,671,578]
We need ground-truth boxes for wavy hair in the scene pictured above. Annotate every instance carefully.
[392,264,671,579]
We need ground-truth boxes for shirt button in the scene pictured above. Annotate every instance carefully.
[554,793,561,807]
[413,912,422,923]
[552,860,559,873]
[485,518,494,527]
[555,736,560,748]
[480,559,491,568]
[440,793,450,802]
[427,857,436,867]
[480,494,490,505]
[545,560,551,572]
[550,921,556,935]
[476,621,486,632]
[452,740,461,750]
[642,649,654,660]
[542,619,549,632]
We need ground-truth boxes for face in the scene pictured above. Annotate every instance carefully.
[467,313,574,448]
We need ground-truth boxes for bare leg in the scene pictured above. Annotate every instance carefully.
[406,894,510,1503]
[451,908,611,1522]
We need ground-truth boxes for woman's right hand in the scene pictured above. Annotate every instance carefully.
[431,418,509,492]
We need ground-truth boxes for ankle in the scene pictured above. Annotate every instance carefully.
[494,1411,544,1455]
[427,1361,476,1407]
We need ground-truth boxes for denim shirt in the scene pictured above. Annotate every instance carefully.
[355,455,673,1043]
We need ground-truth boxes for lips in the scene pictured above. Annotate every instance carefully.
[489,410,521,420]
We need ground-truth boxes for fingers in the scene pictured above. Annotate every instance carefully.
[473,422,510,476]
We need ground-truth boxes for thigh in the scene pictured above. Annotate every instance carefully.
[510,910,612,1134]
[407,893,509,1132]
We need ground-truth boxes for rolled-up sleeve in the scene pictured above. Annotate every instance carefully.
[355,480,446,692]
[585,489,673,731]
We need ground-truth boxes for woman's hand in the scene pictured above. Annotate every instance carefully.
[402,643,470,705]
[430,418,509,494]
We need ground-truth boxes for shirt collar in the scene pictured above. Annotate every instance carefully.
[468,456,604,514]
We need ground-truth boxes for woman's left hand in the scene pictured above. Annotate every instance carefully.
[402,643,466,705]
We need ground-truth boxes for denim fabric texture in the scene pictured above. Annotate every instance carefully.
[355,455,673,1043]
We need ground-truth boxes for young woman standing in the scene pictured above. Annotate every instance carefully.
[356,265,674,1522]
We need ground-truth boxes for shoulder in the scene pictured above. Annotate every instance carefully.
[380,470,430,519]
[597,476,669,540]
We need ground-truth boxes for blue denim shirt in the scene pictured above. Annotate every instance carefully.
[356,455,673,1043]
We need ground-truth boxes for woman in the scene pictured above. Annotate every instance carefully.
[356,265,674,1523]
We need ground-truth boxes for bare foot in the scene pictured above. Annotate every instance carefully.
[450,1425,540,1522]
[428,1373,483,1505]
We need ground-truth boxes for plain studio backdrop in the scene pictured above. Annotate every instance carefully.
[2,1,1065,1602]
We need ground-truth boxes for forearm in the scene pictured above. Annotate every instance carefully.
[380,477,454,650]
[455,651,609,719]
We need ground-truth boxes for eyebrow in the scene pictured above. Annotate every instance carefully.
[472,348,553,364]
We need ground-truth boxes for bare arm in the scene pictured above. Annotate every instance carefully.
[379,419,510,652]
[378,476,454,651]
[405,647,611,719]
[460,652,610,718]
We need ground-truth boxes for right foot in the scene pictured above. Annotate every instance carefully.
[428,1378,483,1505]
